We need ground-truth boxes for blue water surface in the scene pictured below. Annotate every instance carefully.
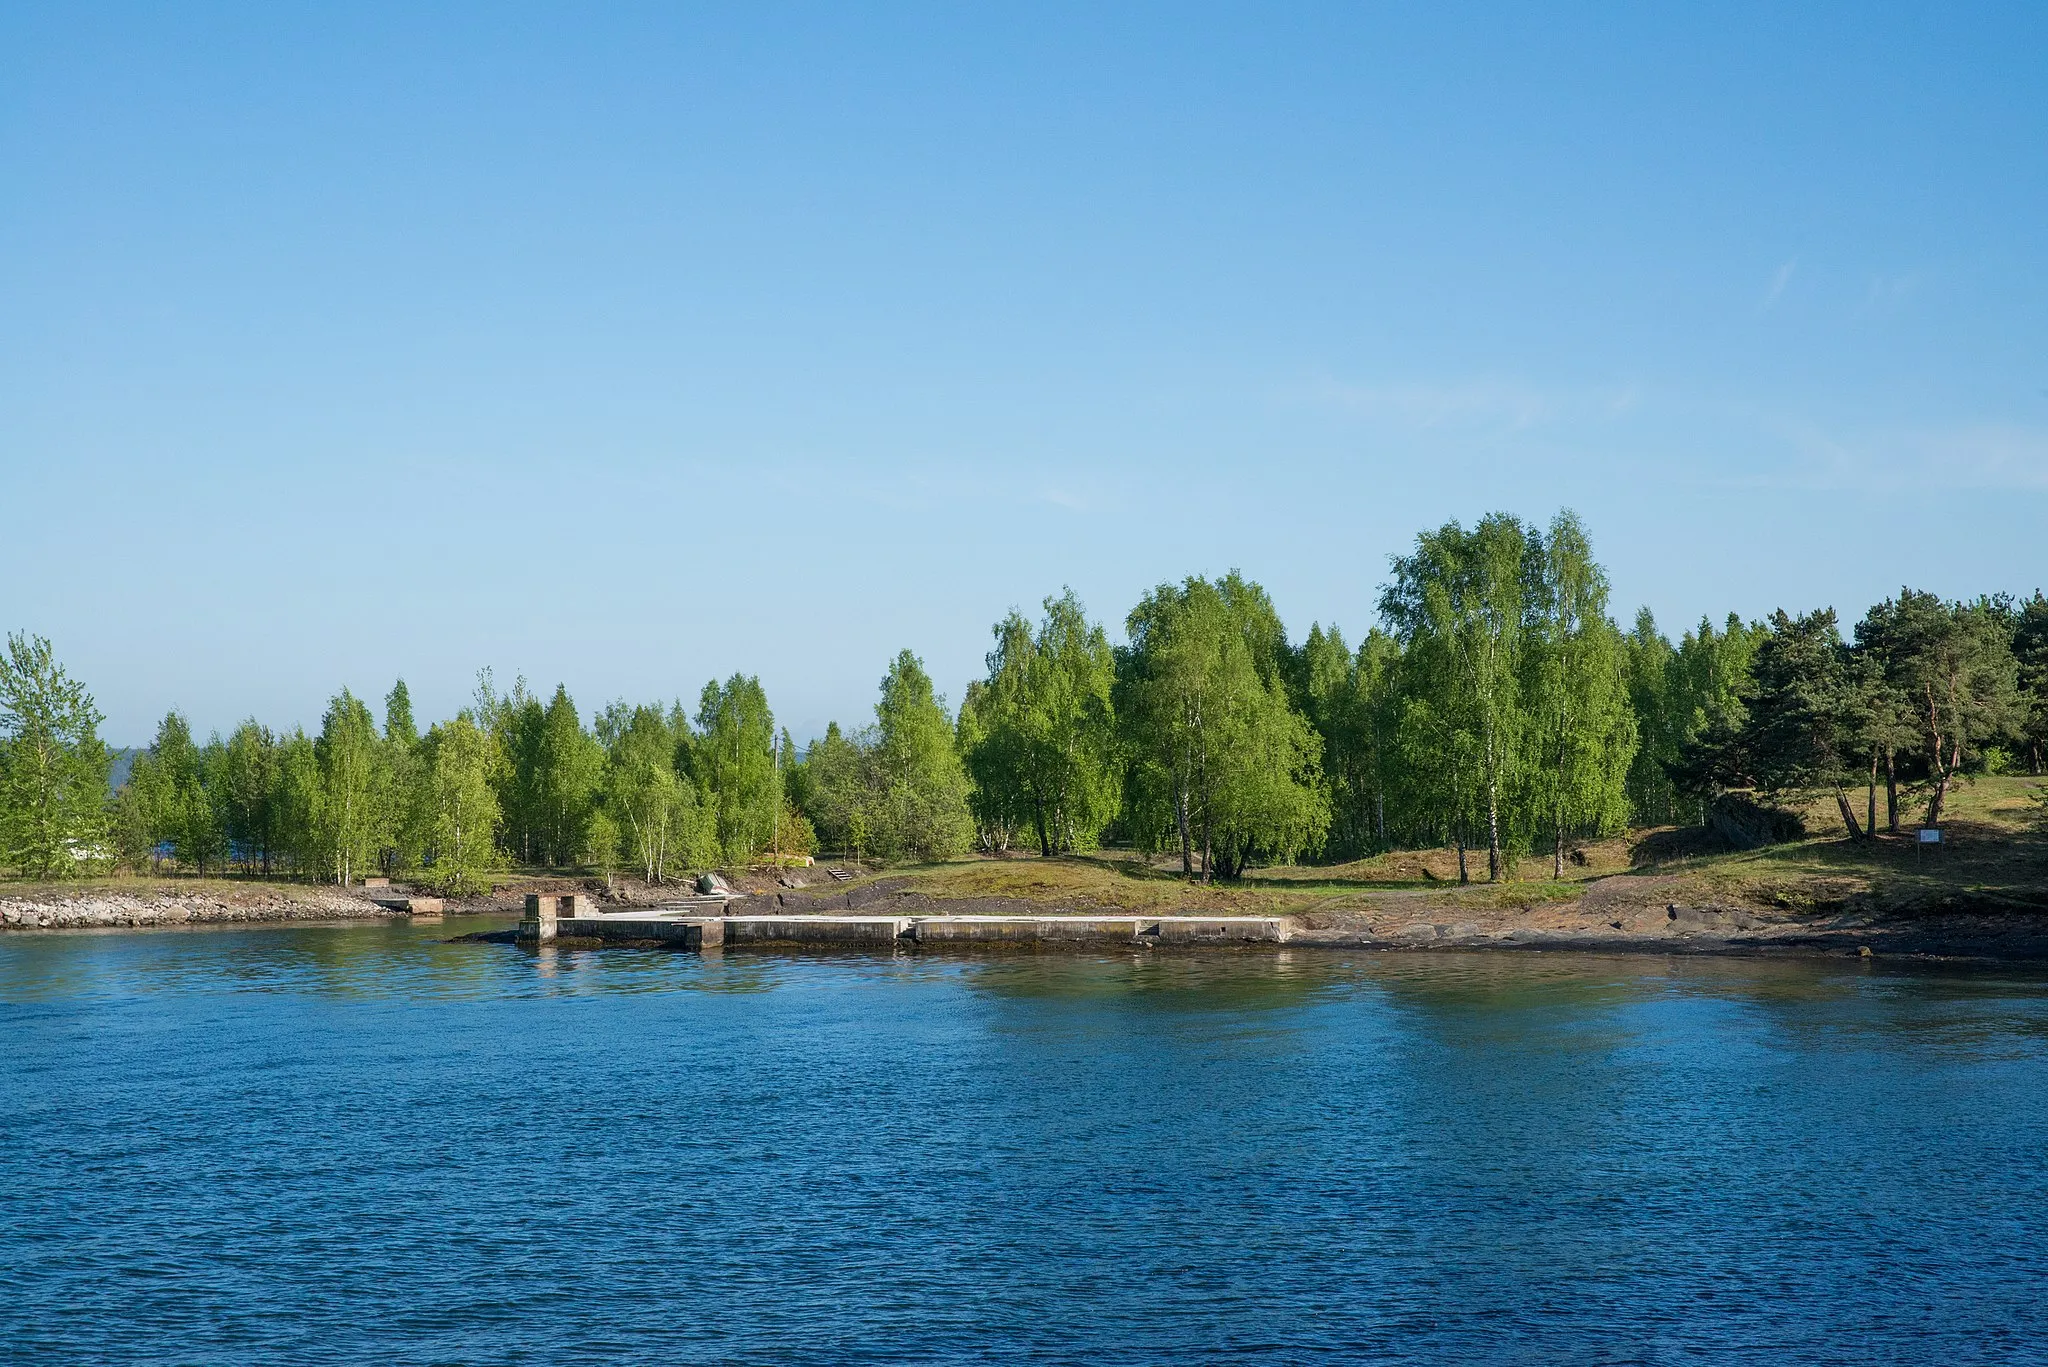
[4,921,2047,1365]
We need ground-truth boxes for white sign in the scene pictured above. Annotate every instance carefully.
[1918,828,1942,844]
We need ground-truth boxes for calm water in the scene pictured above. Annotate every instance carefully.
[4,924,2047,1365]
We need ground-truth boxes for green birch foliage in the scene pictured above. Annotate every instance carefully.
[190,736,232,872]
[961,590,1119,857]
[1118,577,1326,879]
[384,680,418,747]
[315,689,383,885]
[797,721,865,854]
[222,721,281,873]
[1302,623,1399,859]
[694,674,777,864]
[868,650,973,861]
[1119,579,1234,873]
[956,677,1028,853]
[1623,609,1681,825]
[602,702,714,883]
[273,728,323,877]
[383,680,424,870]
[532,685,601,866]
[1381,516,1531,881]
[1523,512,1637,877]
[118,712,195,869]
[0,633,112,877]
[1664,614,1768,805]
[1387,635,1482,870]
[415,714,500,894]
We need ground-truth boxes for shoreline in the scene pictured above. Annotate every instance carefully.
[8,881,2048,961]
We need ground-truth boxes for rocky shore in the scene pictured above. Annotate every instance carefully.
[756,875,2048,961]
[7,871,2048,961]
[0,887,397,932]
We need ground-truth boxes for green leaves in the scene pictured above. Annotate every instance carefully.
[417,714,500,894]
[1118,575,1328,880]
[694,674,777,866]
[799,653,973,864]
[961,591,1119,857]
[0,633,111,878]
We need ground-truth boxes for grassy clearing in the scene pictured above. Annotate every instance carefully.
[878,776,2048,919]
[1629,776,2048,912]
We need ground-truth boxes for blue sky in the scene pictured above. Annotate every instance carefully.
[3,3,2043,744]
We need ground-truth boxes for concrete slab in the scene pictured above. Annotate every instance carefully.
[517,917,703,948]
[720,915,910,946]
[1148,916,1287,943]
[909,916,1145,944]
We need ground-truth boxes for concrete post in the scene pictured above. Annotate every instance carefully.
[526,892,558,943]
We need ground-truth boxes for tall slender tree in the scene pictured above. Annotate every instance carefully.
[1523,512,1637,877]
[0,634,111,877]
[869,650,973,861]
[694,674,777,865]
[532,685,601,865]
[314,689,383,886]
[1381,516,1530,881]
[415,713,500,894]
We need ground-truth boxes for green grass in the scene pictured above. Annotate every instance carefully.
[874,775,2048,919]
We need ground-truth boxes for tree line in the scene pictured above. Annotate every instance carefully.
[3,510,2044,885]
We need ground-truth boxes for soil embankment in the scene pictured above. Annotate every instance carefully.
[9,857,2048,960]
[750,870,2048,959]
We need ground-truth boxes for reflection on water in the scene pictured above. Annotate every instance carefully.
[4,921,2046,1364]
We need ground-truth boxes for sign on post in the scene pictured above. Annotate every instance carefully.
[1918,828,1942,845]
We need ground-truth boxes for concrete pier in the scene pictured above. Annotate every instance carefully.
[511,906,1287,950]
[722,915,911,946]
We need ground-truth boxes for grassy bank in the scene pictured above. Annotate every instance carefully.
[849,775,2048,926]
[8,777,2043,937]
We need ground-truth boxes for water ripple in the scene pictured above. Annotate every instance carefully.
[3,922,2047,1363]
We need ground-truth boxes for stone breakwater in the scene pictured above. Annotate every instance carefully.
[0,889,392,932]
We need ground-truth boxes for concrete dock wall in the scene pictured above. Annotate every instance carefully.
[910,917,1145,943]
[541,917,704,948]
[721,916,910,946]
[511,907,1287,951]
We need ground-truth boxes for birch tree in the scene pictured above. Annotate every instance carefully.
[315,690,383,886]
[0,633,111,877]
[1380,516,1529,881]
[417,714,499,894]
[694,674,777,864]
[961,590,1119,856]
[1119,577,1325,880]
[1524,512,1637,877]
[602,703,710,883]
